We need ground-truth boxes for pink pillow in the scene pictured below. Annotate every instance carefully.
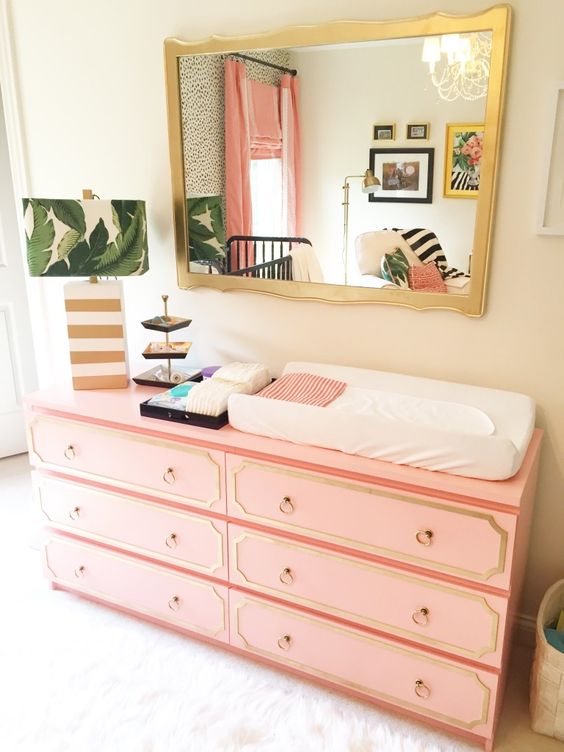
[408,264,447,293]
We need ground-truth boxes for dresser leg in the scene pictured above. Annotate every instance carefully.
[48,581,58,591]
[483,738,493,752]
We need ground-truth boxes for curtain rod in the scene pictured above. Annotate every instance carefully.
[228,52,297,77]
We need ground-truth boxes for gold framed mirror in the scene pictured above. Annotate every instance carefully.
[164,5,510,316]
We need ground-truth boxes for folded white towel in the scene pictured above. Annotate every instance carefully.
[185,378,249,417]
[211,362,270,394]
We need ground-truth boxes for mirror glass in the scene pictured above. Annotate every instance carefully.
[165,8,510,315]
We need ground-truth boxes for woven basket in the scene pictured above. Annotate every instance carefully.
[530,579,564,739]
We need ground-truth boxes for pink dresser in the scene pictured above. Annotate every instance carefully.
[25,385,542,751]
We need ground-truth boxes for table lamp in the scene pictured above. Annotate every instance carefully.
[22,189,148,390]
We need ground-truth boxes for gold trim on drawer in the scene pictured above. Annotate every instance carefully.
[230,460,509,582]
[29,415,222,508]
[36,479,225,576]
[231,530,500,660]
[234,596,491,730]
[43,538,227,638]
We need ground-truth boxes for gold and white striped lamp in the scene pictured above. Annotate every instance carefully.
[23,189,148,390]
[64,279,128,389]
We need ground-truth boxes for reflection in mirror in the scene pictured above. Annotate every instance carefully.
[165,9,510,315]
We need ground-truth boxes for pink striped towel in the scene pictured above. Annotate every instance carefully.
[257,372,347,407]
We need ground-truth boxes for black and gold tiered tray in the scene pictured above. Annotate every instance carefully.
[133,295,201,387]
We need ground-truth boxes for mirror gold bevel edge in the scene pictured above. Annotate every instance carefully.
[164,5,511,317]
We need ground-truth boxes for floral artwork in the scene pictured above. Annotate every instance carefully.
[444,124,484,198]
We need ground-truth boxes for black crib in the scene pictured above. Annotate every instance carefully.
[224,235,312,279]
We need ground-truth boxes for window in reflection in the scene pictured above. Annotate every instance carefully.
[250,158,283,236]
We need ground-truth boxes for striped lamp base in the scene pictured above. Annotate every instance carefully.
[64,280,129,390]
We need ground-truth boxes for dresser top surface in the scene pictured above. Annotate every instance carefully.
[25,384,542,509]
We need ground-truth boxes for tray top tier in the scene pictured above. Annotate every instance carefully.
[141,314,191,333]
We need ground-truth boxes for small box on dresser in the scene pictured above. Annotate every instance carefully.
[25,385,542,752]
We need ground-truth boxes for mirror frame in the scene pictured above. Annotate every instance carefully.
[164,5,511,316]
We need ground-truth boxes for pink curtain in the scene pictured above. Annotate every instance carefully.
[247,79,282,159]
[224,61,302,264]
[280,74,302,237]
[224,60,252,268]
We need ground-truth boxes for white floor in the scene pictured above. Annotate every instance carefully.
[1,453,561,752]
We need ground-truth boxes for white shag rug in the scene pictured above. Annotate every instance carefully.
[0,455,479,752]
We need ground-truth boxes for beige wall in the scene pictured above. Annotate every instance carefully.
[7,0,564,617]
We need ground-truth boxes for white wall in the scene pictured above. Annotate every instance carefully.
[6,0,564,618]
[295,41,483,282]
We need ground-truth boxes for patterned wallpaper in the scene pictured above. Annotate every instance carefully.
[179,49,291,197]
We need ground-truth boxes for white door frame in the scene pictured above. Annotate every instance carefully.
[0,0,69,388]
[0,1,28,195]
[0,0,41,453]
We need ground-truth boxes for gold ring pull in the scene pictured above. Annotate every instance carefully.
[277,634,292,651]
[64,444,76,460]
[411,607,429,626]
[279,567,294,585]
[69,506,80,520]
[415,530,433,546]
[74,565,85,578]
[165,533,177,549]
[279,496,294,514]
[414,679,431,699]
[163,467,175,485]
[168,595,181,611]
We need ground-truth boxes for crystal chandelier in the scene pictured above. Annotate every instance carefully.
[422,32,491,102]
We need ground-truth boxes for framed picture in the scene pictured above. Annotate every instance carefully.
[444,123,484,198]
[373,123,396,141]
[538,82,564,234]
[368,148,434,203]
[407,123,430,140]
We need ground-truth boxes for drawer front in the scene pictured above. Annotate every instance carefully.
[35,475,227,579]
[227,455,516,588]
[229,525,506,666]
[230,591,497,736]
[29,415,225,512]
[44,536,228,641]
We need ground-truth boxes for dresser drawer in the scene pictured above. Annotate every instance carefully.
[35,475,227,579]
[43,536,228,641]
[29,415,225,512]
[227,456,516,588]
[229,524,507,666]
[230,591,497,736]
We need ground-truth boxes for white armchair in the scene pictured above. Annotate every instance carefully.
[353,230,471,294]
[352,231,422,288]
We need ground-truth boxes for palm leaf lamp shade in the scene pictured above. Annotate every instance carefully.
[22,195,148,390]
[187,195,226,271]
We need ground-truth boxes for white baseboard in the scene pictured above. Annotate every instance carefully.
[515,612,536,648]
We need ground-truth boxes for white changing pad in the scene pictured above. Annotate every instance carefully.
[330,387,495,435]
[228,362,536,480]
